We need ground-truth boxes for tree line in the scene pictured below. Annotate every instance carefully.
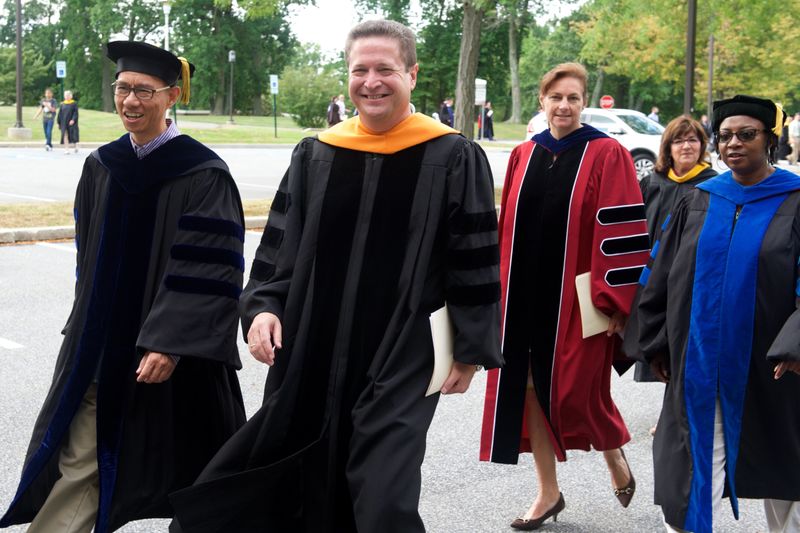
[3,0,798,138]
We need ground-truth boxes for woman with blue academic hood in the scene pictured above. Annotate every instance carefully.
[637,94,800,533]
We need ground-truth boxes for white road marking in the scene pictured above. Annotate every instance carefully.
[238,182,277,190]
[36,242,76,253]
[0,337,23,349]
[0,192,57,202]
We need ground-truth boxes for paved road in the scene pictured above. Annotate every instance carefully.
[0,236,767,532]
[0,146,513,206]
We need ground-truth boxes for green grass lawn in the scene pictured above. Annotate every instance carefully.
[2,106,316,144]
[4,105,528,145]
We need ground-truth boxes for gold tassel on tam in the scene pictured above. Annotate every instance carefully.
[773,102,786,136]
[177,57,191,105]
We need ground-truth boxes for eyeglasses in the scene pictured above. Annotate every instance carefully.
[111,82,172,100]
[671,137,701,146]
[716,128,767,144]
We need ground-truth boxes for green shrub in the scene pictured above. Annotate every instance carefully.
[280,65,343,128]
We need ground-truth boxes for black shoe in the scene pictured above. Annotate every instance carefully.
[510,493,565,530]
[613,449,636,508]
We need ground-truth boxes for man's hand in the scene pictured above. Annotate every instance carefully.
[248,312,282,366]
[649,354,670,383]
[440,362,478,395]
[607,311,626,337]
[774,360,800,379]
[136,352,177,383]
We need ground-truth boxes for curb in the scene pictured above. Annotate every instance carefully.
[0,216,268,245]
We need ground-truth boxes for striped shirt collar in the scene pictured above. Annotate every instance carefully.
[130,119,181,159]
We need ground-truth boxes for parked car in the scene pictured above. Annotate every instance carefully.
[525,107,664,179]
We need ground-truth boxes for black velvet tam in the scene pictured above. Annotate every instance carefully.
[106,41,195,85]
[712,94,784,133]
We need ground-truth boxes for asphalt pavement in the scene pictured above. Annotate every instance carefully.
[0,145,512,206]
[0,234,768,532]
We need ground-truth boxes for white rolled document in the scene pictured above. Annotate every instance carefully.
[426,305,454,396]
[575,272,610,339]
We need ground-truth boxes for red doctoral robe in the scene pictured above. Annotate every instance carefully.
[480,130,649,463]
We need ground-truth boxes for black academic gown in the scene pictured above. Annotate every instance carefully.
[637,169,800,533]
[625,166,717,380]
[170,134,503,533]
[57,101,79,143]
[0,134,246,533]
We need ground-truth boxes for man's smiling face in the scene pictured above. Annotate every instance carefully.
[347,36,417,133]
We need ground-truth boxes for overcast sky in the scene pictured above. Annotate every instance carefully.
[287,1,583,57]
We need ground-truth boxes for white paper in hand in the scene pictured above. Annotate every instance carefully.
[575,272,610,339]
[426,305,454,396]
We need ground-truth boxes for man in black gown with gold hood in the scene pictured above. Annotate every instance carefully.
[170,19,503,533]
[0,41,246,533]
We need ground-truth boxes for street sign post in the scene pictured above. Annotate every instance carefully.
[475,78,487,139]
[269,74,278,138]
[228,51,235,124]
[600,94,615,109]
[56,61,67,104]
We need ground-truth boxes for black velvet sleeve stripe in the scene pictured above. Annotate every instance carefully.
[164,275,242,300]
[178,215,245,242]
[450,211,498,235]
[249,258,276,282]
[605,266,646,287]
[596,204,646,225]
[600,234,650,256]
[271,191,289,214]
[447,245,500,270]
[262,225,284,248]
[446,282,501,305]
[170,244,245,272]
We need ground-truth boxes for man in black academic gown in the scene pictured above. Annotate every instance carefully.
[0,41,246,533]
[170,19,503,533]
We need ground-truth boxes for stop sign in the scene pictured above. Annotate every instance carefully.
[599,95,614,109]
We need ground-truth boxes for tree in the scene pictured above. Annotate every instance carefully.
[454,0,490,139]
[414,0,461,115]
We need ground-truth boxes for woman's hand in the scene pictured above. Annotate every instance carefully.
[774,360,800,379]
[649,354,670,383]
[607,311,626,336]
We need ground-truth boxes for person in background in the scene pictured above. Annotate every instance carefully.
[622,115,717,434]
[481,101,494,140]
[327,95,341,127]
[33,88,58,151]
[481,62,646,530]
[699,114,713,151]
[439,97,454,127]
[637,94,800,533]
[788,112,800,165]
[0,41,246,533]
[336,93,347,122]
[58,90,79,153]
[648,106,660,123]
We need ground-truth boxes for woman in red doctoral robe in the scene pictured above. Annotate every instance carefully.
[480,62,650,530]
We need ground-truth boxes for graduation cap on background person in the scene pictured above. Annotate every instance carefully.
[712,94,786,136]
[105,41,195,105]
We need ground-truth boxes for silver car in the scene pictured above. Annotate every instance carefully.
[526,107,665,180]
